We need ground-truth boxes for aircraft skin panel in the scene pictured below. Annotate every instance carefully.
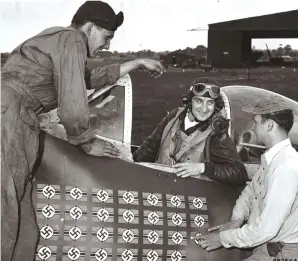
[33,134,247,261]
[39,74,132,146]
[87,74,132,144]
[89,85,125,142]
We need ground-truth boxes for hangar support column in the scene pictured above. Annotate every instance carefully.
[241,33,252,65]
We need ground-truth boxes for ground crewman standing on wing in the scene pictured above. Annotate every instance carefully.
[1,1,164,261]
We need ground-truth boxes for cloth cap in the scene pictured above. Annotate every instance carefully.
[72,1,124,31]
[242,96,289,115]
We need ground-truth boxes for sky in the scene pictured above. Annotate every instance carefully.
[0,0,298,53]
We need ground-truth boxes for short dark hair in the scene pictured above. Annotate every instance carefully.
[71,20,88,29]
[71,21,103,31]
[261,109,294,133]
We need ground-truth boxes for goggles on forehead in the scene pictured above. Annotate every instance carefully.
[190,83,220,99]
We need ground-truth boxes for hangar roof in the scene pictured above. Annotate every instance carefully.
[209,9,298,30]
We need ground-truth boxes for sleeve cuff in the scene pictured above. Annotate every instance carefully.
[80,140,92,154]
[203,163,214,176]
[105,63,120,85]
[219,231,234,248]
[66,117,97,146]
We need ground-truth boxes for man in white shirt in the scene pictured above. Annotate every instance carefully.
[194,97,298,260]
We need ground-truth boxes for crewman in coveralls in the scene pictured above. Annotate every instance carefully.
[1,1,164,260]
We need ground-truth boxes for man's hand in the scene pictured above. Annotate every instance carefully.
[173,163,205,178]
[140,59,165,78]
[191,232,223,252]
[81,139,120,157]
[120,59,164,79]
[208,219,244,233]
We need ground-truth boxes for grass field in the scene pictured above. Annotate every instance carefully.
[129,67,298,145]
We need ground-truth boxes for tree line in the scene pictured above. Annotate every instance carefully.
[1,44,297,67]
[90,44,298,59]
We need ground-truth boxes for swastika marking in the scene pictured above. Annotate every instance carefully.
[170,196,181,208]
[97,189,109,202]
[70,187,83,200]
[97,208,110,222]
[40,225,54,240]
[147,231,159,244]
[194,232,202,245]
[147,250,158,261]
[171,213,183,226]
[42,204,55,219]
[123,191,134,204]
[193,198,203,209]
[70,206,83,220]
[194,215,205,227]
[67,247,81,260]
[96,228,109,242]
[42,185,55,199]
[95,249,108,261]
[147,193,159,206]
[38,246,52,260]
[123,210,134,223]
[172,232,183,245]
[69,226,82,241]
[121,250,133,261]
[122,230,134,243]
[171,251,182,261]
[148,212,159,225]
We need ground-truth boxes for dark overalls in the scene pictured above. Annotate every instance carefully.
[1,26,120,261]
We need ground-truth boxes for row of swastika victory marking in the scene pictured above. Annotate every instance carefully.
[39,224,195,245]
[37,184,207,210]
[36,246,189,261]
[36,204,208,228]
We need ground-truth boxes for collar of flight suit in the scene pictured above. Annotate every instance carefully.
[68,25,90,58]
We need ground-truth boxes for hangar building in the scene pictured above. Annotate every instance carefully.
[207,10,298,68]
[160,51,196,67]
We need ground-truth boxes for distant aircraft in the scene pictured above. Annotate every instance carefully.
[264,44,295,66]
[32,73,298,261]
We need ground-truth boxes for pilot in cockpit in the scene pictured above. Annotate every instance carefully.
[133,78,248,186]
